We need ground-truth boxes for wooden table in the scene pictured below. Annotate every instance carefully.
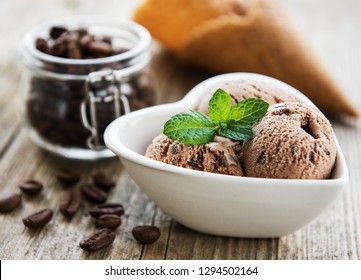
[1,0,360,260]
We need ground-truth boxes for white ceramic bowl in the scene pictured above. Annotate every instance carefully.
[104,73,348,238]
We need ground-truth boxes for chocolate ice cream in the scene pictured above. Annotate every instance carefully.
[196,80,297,115]
[146,134,244,176]
[242,102,336,179]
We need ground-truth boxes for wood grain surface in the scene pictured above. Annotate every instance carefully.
[0,0,360,260]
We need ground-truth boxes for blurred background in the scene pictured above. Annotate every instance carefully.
[1,0,360,111]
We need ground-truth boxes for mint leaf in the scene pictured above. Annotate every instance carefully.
[229,98,269,124]
[208,88,232,124]
[220,123,254,141]
[162,90,269,145]
[163,110,216,145]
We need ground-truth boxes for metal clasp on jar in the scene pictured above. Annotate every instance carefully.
[81,70,130,149]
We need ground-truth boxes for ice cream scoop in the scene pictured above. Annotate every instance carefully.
[242,102,336,179]
[146,134,244,176]
[196,79,297,115]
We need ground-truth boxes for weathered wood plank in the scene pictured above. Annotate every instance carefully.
[0,130,147,259]
[0,63,22,155]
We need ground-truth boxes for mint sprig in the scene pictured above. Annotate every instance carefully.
[163,89,269,145]
[163,110,216,145]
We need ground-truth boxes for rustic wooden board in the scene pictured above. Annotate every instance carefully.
[0,0,360,260]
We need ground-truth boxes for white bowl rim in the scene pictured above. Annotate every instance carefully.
[104,73,349,187]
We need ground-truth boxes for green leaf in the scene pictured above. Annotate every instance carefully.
[219,123,254,141]
[228,98,269,124]
[163,110,217,145]
[162,90,269,145]
[208,88,232,124]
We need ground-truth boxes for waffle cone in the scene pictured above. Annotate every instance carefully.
[133,0,247,52]
[133,0,358,117]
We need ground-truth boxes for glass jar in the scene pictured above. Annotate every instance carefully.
[20,16,156,160]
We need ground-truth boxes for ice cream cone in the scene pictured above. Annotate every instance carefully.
[133,0,359,117]
[133,0,248,52]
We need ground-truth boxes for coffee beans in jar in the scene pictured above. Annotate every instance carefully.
[21,16,156,160]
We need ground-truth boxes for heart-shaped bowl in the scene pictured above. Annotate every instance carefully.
[104,73,348,238]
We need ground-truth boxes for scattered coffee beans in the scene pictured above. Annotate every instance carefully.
[132,225,161,244]
[59,191,81,219]
[96,214,121,230]
[3,166,159,251]
[92,172,115,191]
[0,193,22,213]
[22,209,53,228]
[79,228,116,251]
[55,169,81,186]
[88,203,124,218]
[80,183,107,203]
[19,180,43,196]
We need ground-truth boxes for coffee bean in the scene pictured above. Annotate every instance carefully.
[67,42,82,59]
[55,169,81,186]
[102,36,112,45]
[92,172,115,191]
[19,180,43,196]
[76,28,87,37]
[79,34,94,49]
[59,191,81,219]
[80,183,107,203]
[96,214,121,230]
[51,40,67,57]
[88,41,112,55]
[132,225,161,244]
[35,38,50,54]
[79,228,116,251]
[0,193,22,213]
[88,203,124,218]
[23,209,53,228]
[49,26,67,39]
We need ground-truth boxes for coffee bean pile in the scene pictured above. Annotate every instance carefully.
[0,169,161,253]
[36,26,123,61]
[27,25,156,148]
